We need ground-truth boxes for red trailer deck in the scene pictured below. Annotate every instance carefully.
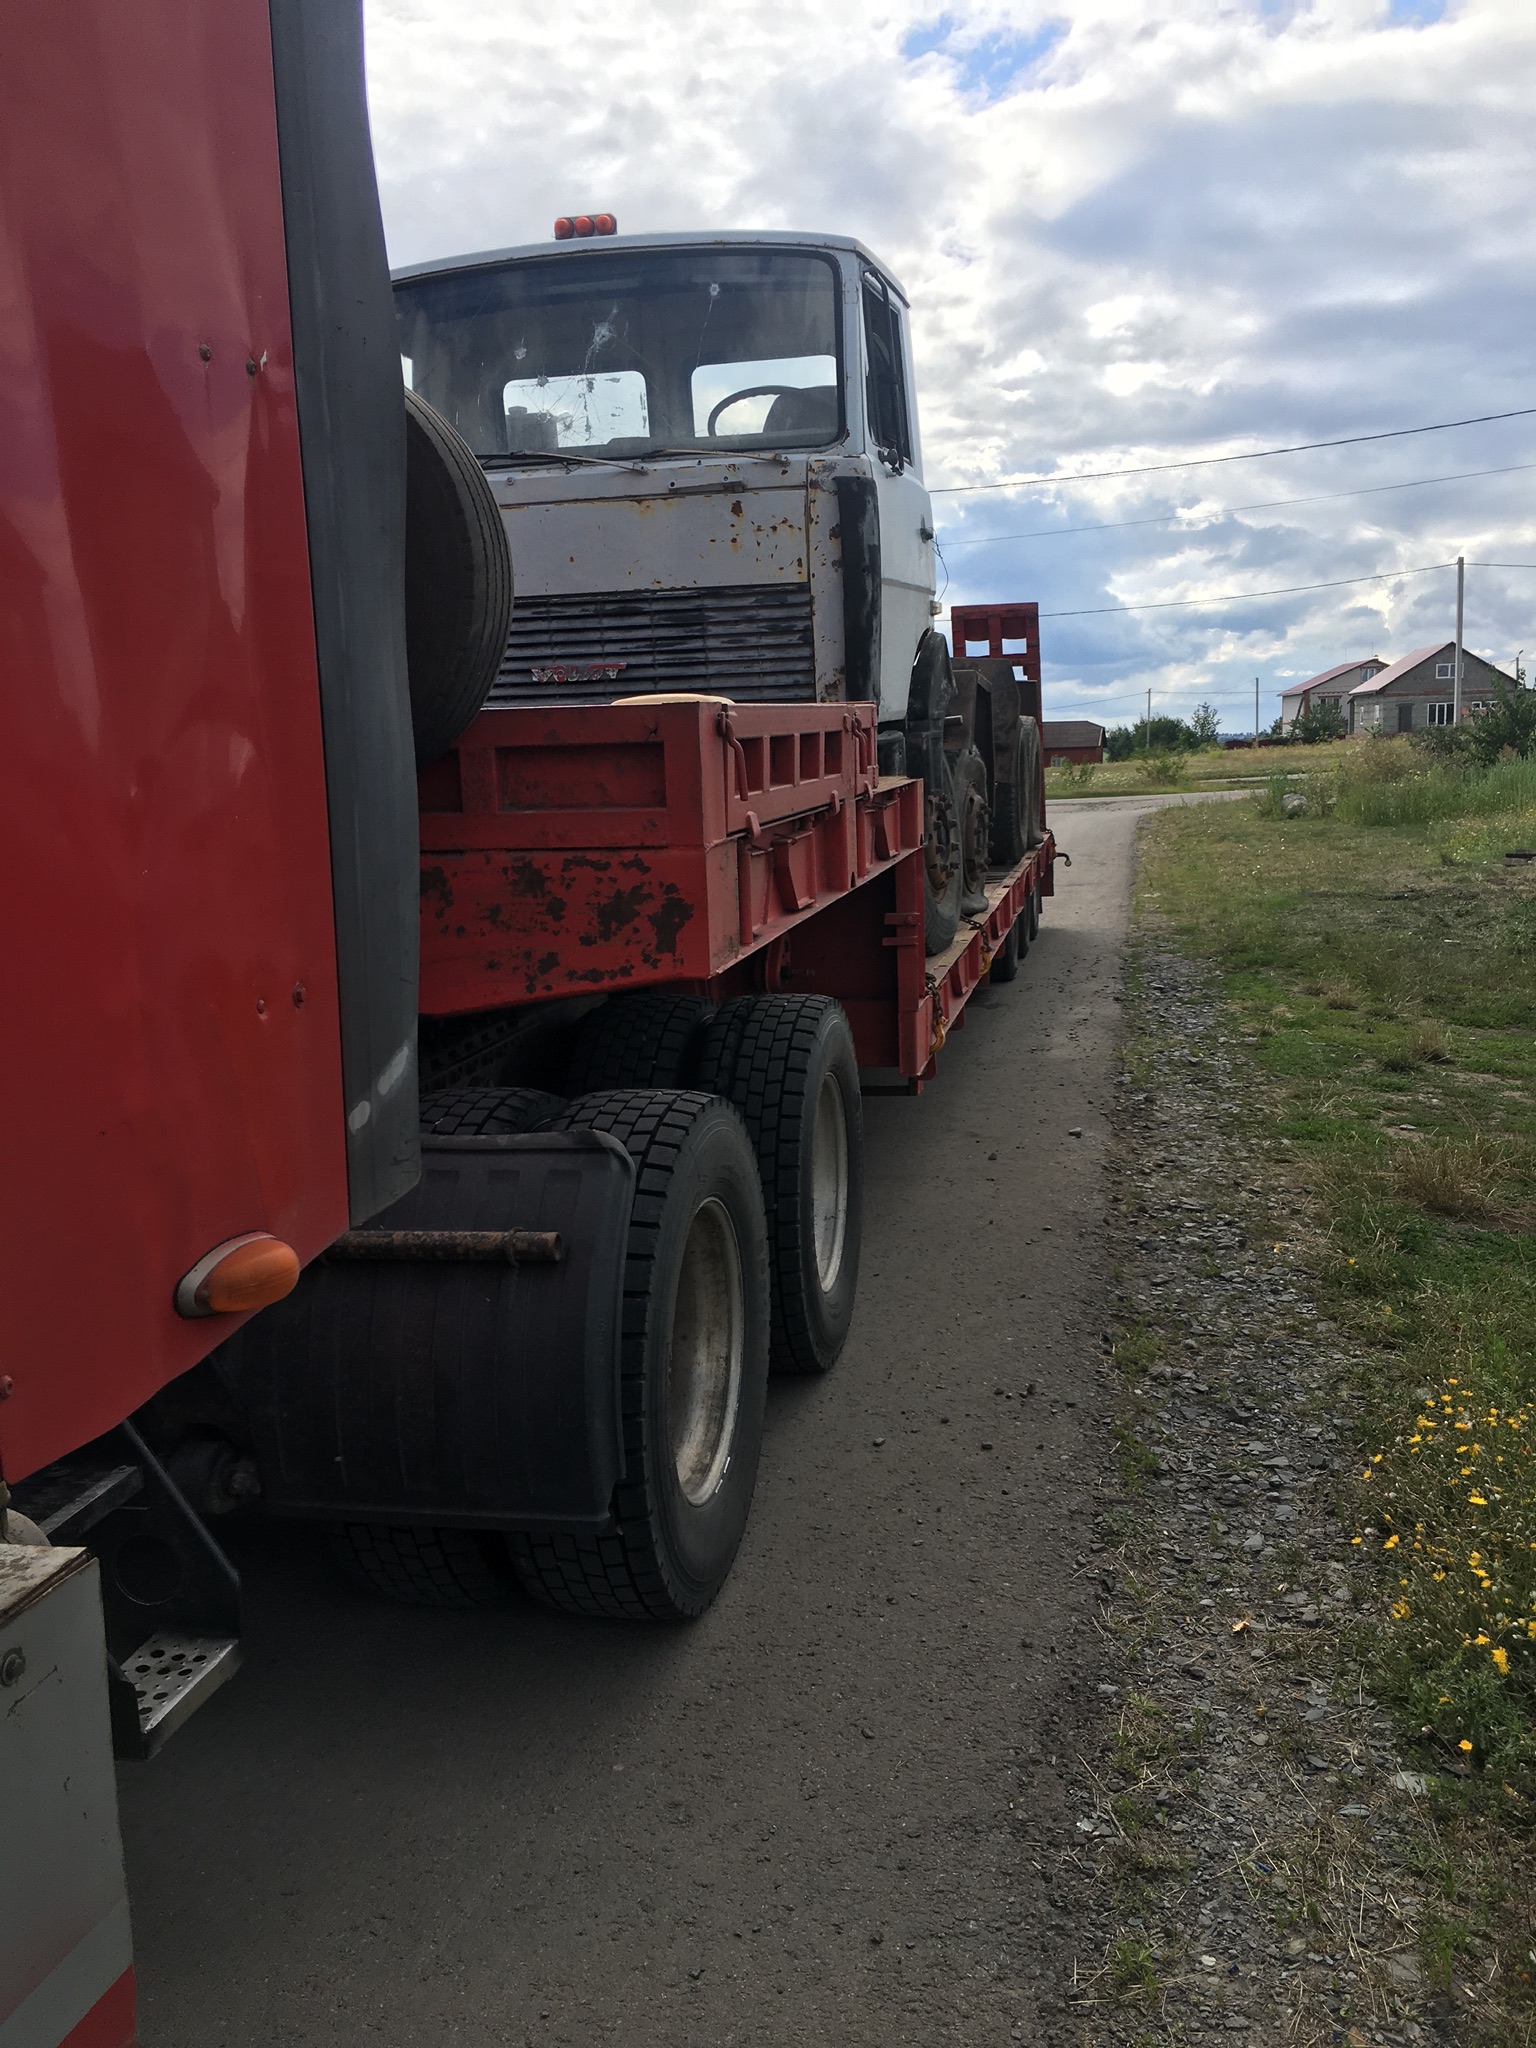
[418,695,1054,1088]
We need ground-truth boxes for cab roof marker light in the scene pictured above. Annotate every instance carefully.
[553,213,617,240]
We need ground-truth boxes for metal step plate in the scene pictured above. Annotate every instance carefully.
[122,1632,240,1751]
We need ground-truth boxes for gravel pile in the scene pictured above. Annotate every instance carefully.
[1063,941,1460,2046]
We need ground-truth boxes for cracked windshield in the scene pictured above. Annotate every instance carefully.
[395,247,840,461]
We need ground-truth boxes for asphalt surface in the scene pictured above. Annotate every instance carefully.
[119,797,1154,2047]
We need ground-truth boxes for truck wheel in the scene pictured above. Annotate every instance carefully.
[419,1086,563,1136]
[922,769,962,954]
[332,1522,517,1608]
[704,998,864,1376]
[989,916,1022,984]
[694,996,758,1095]
[954,746,991,915]
[1020,717,1046,848]
[405,387,513,766]
[563,993,714,1093]
[991,716,1046,863]
[508,1091,770,1619]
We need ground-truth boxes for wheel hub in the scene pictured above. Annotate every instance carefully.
[924,787,959,892]
[668,1198,745,1505]
[810,1074,849,1292]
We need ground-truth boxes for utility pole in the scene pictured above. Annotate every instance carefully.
[1145,686,1151,750]
[1454,555,1465,724]
[1254,675,1260,743]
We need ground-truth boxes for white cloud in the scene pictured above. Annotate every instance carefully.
[366,0,1536,728]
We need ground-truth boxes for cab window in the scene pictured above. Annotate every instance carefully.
[862,272,912,468]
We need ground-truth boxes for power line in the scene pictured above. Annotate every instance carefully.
[930,406,1536,497]
[1466,560,1536,570]
[938,461,1536,549]
[1038,560,1454,621]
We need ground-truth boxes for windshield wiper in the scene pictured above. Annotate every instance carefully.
[480,450,641,471]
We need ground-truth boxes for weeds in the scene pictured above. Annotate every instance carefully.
[1106,1934,1161,2002]
[1392,1136,1502,1217]
[1136,758,1536,2027]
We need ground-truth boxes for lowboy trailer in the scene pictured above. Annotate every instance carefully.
[219,619,1053,1624]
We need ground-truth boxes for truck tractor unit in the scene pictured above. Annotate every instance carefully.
[392,228,1048,954]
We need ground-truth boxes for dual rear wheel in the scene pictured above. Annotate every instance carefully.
[337,995,862,1621]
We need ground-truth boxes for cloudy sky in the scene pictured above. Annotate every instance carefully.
[366,0,1535,733]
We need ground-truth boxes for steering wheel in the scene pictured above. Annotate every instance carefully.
[705,384,799,436]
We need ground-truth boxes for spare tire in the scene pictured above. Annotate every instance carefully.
[404,386,513,765]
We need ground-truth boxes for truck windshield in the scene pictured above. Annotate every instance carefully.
[394,248,843,462]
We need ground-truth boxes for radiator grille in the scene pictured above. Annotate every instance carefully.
[489,583,817,706]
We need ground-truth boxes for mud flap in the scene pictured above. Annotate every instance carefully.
[216,1133,635,1530]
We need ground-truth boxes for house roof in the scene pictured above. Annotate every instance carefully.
[1349,644,1448,696]
[1041,721,1105,748]
[1279,658,1384,699]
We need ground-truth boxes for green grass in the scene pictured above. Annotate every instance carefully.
[1045,735,1371,800]
[1137,750,1536,2033]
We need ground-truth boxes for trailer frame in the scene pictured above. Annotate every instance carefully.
[417,694,1053,1093]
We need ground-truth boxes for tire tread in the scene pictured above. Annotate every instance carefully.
[507,1089,757,1620]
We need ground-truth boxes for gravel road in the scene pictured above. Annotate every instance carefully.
[118,797,1159,2047]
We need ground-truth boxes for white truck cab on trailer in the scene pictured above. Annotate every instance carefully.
[391,228,937,726]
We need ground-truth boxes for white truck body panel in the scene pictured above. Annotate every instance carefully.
[0,1547,133,2048]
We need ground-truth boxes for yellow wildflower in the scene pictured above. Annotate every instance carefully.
[1460,1739,1474,1752]
[1492,1647,1510,1675]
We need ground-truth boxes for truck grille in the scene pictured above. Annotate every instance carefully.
[489,583,817,706]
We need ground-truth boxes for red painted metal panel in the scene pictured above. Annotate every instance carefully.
[0,0,350,1479]
[949,601,1042,681]
[58,1969,137,2048]
[418,702,921,1012]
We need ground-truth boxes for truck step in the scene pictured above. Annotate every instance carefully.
[119,1631,240,1754]
[10,1454,143,1543]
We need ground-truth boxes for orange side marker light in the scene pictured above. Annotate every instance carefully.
[175,1233,301,1319]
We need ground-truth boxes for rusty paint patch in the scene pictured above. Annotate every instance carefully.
[507,859,549,898]
[590,885,648,944]
[570,964,636,985]
[648,889,694,957]
[420,865,454,909]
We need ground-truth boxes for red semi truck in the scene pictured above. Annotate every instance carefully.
[0,1,1052,2039]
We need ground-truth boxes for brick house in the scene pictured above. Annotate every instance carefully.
[1348,643,1513,734]
[1041,720,1105,765]
[1278,657,1385,734]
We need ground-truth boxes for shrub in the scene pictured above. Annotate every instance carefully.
[1468,677,1536,767]
[1292,698,1348,745]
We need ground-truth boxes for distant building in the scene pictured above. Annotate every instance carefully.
[1041,720,1105,765]
[1278,658,1385,734]
[1348,644,1512,734]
